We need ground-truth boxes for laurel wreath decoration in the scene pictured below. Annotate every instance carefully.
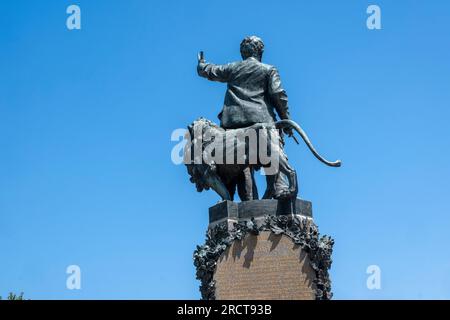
[193,215,334,300]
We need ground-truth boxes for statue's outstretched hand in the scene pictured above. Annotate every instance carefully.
[197,51,205,63]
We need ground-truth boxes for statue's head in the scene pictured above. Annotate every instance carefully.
[240,36,264,61]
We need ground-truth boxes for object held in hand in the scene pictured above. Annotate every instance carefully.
[198,51,205,63]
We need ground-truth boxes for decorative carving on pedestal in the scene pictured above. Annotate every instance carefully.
[193,199,334,300]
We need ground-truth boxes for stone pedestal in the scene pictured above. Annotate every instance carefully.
[193,199,334,300]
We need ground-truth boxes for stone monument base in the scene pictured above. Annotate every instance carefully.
[193,199,334,300]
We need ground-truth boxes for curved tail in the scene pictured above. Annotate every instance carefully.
[275,119,342,167]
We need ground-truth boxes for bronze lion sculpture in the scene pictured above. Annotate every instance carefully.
[184,118,341,202]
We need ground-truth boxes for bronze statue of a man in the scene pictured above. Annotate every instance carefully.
[187,36,340,202]
[197,36,292,131]
[197,36,293,199]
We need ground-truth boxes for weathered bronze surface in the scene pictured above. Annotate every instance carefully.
[185,36,340,202]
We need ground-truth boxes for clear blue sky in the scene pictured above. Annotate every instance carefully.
[1,0,449,299]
